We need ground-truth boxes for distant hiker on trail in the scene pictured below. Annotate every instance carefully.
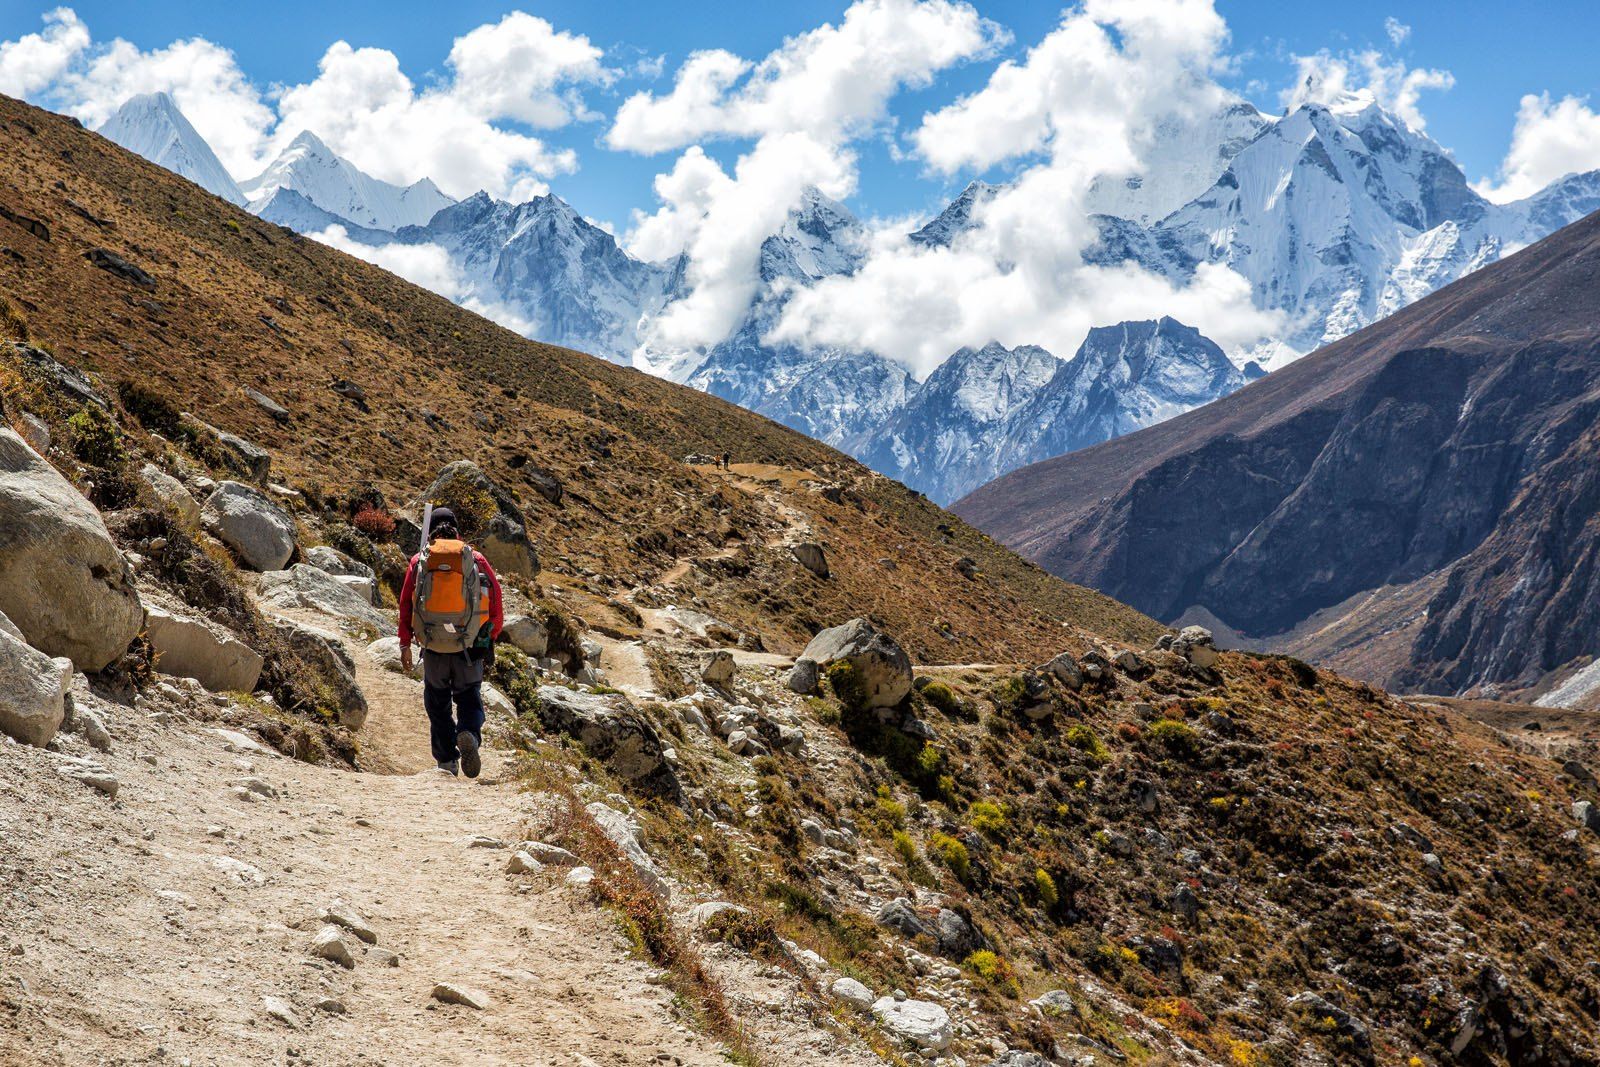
[398,506,504,778]
[721,451,730,470]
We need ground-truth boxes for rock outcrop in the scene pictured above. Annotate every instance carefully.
[0,427,143,670]
[535,686,678,795]
[258,565,388,630]
[800,618,912,709]
[417,462,539,577]
[144,602,263,692]
[203,481,296,572]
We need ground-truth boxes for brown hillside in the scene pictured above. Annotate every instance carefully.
[0,93,1154,664]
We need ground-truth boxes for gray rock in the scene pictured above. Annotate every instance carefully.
[320,899,377,945]
[145,603,263,692]
[270,618,368,729]
[0,428,143,670]
[18,413,50,454]
[565,866,595,888]
[1173,625,1219,669]
[791,542,830,578]
[1029,989,1076,1017]
[71,706,112,753]
[584,803,667,896]
[55,755,117,797]
[933,908,986,960]
[786,657,820,695]
[418,461,539,577]
[1041,652,1083,689]
[309,924,356,968]
[262,995,301,1029]
[366,636,421,678]
[1575,800,1600,834]
[801,618,912,709]
[501,615,549,657]
[505,851,543,875]
[989,1054,1051,1067]
[871,996,951,1051]
[686,901,747,928]
[1289,992,1370,1052]
[214,429,271,483]
[1171,884,1200,922]
[431,982,490,1010]
[701,649,736,686]
[203,481,296,572]
[244,388,291,424]
[259,564,388,629]
[517,841,581,867]
[537,686,679,794]
[0,628,71,746]
[831,976,875,1010]
[139,463,200,525]
[876,898,930,940]
[305,545,375,582]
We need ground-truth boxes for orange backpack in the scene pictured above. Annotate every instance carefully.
[413,538,491,654]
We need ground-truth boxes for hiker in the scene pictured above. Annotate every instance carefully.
[398,507,504,778]
[721,451,730,470]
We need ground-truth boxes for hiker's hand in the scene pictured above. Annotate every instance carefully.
[400,645,414,673]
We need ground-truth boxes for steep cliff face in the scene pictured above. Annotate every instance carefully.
[957,208,1600,697]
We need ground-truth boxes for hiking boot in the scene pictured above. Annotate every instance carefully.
[436,760,459,776]
[457,731,481,779]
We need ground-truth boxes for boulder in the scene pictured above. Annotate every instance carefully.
[786,658,820,695]
[831,977,875,1011]
[502,615,549,657]
[1029,989,1076,1017]
[932,908,986,960]
[1574,800,1600,835]
[876,898,931,940]
[366,636,422,678]
[1289,992,1371,1055]
[272,618,368,729]
[309,925,356,969]
[0,627,71,746]
[791,542,830,578]
[585,802,668,896]
[244,388,291,424]
[139,463,200,525]
[144,603,263,692]
[203,481,296,572]
[871,996,952,1051]
[431,982,490,1011]
[258,565,388,629]
[1172,625,1218,669]
[319,899,377,944]
[305,545,375,582]
[11,343,104,407]
[537,686,679,795]
[418,461,539,577]
[701,649,736,686]
[215,430,271,483]
[801,618,912,709]
[1041,652,1083,689]
[0,428,143,670]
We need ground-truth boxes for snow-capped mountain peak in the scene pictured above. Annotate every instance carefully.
[97,92,247,206]
[241,131,456,233]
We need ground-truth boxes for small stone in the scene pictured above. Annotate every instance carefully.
[262,996,301,1029]
[505,851,544,875]
[309,925,356,969]
[1030,989,1076,1017]
[461,835,506,849]
[368,948,401,968]
[315,998,346,1015]
[431,982,490,1010]
[786,658,820,695]
[320,899,378,945]
[831,976,875,1010]
[566,866,595,888]
[517,841,581,867]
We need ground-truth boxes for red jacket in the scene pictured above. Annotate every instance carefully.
[398,548,504,648]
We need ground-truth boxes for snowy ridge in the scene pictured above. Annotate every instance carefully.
[241,131,456,233]
[97,93,246,206]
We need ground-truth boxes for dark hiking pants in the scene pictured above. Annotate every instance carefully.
[422,650,485,765]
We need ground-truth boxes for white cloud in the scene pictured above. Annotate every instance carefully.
[615,0,1003,353]
[311,224,540,335]
[1281,49,1453,132]
[0,7,88,97]
[0,7,610,199]
[1384,17,1411,46]
[1475,93,1600,203]
[769,0,1282,375]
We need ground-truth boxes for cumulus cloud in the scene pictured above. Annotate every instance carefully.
[1384,17,1411,46]
[0,8,610,199]
[0,7,88,98]
[1475,93,1600,203]
[615,0,1003,354]
[310,224,539,335]
[770,0,1283,375]
[1281,49,1453,132]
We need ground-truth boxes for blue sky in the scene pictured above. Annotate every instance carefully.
[8,0,1598,229]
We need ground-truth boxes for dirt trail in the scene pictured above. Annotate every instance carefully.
[0,628,743,1067]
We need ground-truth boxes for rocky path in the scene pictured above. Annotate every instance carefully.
[0,634,741,1066]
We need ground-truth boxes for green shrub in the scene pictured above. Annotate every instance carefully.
[964,950,1020,996]
[1035,868,1059,909]
[892,830,918,867]
[67,403,126,468]
[916,743,944,778]
[805,695,840,726]
[930,832,970,883]
[875,785,907,828]
[991,675,1026,713]
[825,659,867,713]
[426,467,501,540]
[920,680,964,717]
[702,908,781,958]
[969,800,1007,835]
[1148,719,1199,757]
[1064,724,1110,766]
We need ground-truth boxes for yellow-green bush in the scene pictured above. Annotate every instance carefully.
[930,831,970,883]
[1064,724,1110,766]
[920,680,964,717]
[969,800,1007,835]
[825,660,867,713]
[1034,867,1059,908]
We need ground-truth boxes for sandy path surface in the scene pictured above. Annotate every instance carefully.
[0,631,738,1067]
